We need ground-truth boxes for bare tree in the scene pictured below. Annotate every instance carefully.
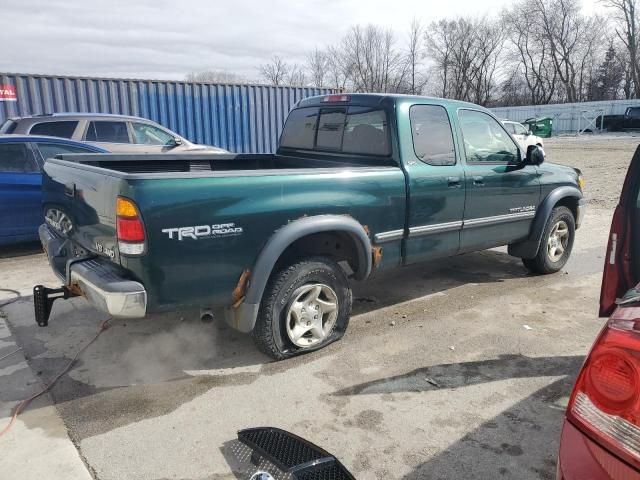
[285,63,307,86]
[342,24,408,92]
[602,0,640,97]
[532,0,605,102]
[324,45,353,90]
[405,18,429,94]
[306,48,328,87]
[425,17,503,105]
[258,55,289,86]
[185,70,247,84]
[502,3,558,104]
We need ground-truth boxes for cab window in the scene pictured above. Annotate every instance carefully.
[409,105,456,166]
[459,110,519,164]
[280,106,390,156]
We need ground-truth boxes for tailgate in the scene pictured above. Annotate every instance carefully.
[42,158,123,270]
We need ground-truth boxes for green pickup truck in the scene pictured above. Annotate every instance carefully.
[37,94,585,359]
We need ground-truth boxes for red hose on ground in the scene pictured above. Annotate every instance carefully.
[0,318,112,438]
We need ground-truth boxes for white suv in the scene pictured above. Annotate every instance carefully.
[0,113,227,154]
[502,120,544,151]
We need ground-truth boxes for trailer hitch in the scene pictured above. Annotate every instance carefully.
[33,285,78,327]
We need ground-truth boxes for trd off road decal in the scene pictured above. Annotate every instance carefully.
[509,205,536,213]
[162,223,243,241]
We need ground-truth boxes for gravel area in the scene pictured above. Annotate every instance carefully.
[545,132,640,209]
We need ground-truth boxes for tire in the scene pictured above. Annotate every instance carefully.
[522,206,575,275]
[252,256,352,360]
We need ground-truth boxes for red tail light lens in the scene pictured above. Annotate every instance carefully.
[567,312,640,468]
[116,197,145,255]
[117,217,145,242]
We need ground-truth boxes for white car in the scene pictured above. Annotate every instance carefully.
[502,120,544,151]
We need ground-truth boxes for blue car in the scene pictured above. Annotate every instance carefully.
[0,135,107,245]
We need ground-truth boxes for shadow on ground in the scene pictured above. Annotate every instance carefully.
[334,354,583,480]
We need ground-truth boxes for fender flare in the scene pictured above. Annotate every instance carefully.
[508,186,583,259]
[225,215,372,332]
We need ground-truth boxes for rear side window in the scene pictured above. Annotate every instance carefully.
[36,143,97,160]
[29,121,78,138]
[131,122,175,145]
[280,106,390,156]
[409,105,456,166]
[85,121,130,143]
[0,143,38,173]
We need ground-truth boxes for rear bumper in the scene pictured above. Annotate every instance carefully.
[557,419,640,480]
[39,225,147,318]
[576,199,586,229]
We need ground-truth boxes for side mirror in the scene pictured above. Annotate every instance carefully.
[526,145,545,165]
[524,130,531,136]
[173,137,183,146]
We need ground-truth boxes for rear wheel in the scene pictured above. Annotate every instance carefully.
[522,206,575,274]
[252,256,352,360]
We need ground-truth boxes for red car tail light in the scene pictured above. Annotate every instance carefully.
[116,197,146,255]
[567,311,640,469]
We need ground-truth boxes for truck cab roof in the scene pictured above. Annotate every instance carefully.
[297,93,488,112]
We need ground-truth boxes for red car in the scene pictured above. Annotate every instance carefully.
[557,145,640,479]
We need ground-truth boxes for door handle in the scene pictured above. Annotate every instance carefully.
[473,176,484,186]
[447,176,461,188]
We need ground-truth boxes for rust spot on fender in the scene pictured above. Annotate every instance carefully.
[231,269,250,307]
[372,246,383,269]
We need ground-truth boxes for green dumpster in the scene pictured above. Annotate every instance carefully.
[524,117,553,138]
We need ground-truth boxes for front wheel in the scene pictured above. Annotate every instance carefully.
[252,256,352,360]
[522,206,575,274]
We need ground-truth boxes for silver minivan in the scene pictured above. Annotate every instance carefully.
[0,113,227,154]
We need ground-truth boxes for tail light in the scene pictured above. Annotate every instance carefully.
[116,197,145,255]
[567,310,640,469]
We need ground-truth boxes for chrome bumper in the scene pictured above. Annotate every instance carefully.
[39,225,147,318]
[69,260,147,318]
[576,199,587,229]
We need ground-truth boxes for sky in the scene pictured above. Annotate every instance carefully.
[0,0,604,81]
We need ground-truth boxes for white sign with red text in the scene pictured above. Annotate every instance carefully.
[0,85,17,101]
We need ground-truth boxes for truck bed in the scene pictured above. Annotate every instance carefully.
[59,152,397,175]
[41,152,407,312]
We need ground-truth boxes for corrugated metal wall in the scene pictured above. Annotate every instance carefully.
[0,73,335,153]
[491,98,640,134]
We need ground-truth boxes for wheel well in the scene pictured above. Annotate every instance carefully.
[555,196,578,222]
[275,231,361,277]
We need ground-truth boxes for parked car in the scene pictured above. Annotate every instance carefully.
[556,145,640,480]
[0,113,227,154]
[503,120,545,150]
[0,134,107,246]
[36,94,585,359]
[596,106,640,131]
